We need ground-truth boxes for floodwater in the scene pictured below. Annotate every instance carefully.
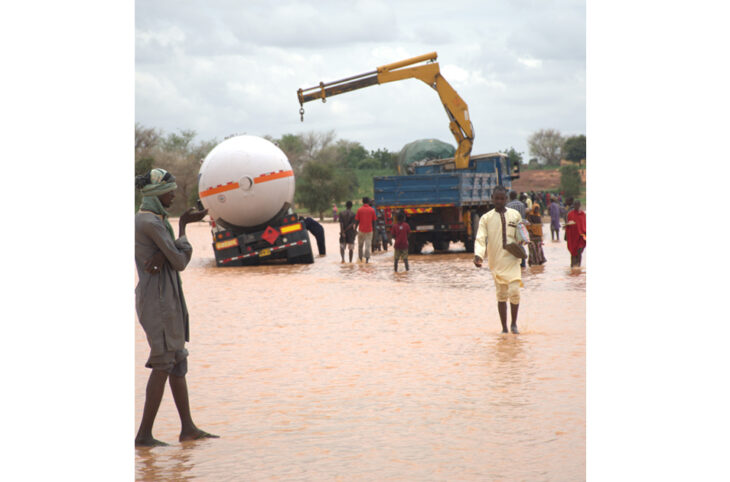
[135,220,586,481]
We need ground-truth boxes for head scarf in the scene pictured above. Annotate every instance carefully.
[137,168,178,237]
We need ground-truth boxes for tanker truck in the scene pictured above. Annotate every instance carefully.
[197,135,314,266]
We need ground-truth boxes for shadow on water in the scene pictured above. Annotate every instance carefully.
[136,445,195,482]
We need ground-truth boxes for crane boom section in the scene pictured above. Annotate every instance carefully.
[297,52,474,169]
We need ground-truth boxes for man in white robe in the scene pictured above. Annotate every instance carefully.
[473,185,523,334]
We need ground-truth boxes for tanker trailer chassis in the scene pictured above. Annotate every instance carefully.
[210,213,314,266]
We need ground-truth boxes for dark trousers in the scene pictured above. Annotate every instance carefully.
[314,232,326,255]
[570,247,584,267]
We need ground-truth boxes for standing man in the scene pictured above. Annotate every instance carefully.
[135,168,218,446]
[506,191,527,268]
[355,197,377,263]
[300,216,326,256]
[548,198,562,241]
[473,185,523,334]
[565,200,587,267]
[339,200,357,263]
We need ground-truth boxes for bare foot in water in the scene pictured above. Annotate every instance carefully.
[135,436,170,447]
[179,428,220,442]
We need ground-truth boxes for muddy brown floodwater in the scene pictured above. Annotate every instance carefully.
[135,219,585,481]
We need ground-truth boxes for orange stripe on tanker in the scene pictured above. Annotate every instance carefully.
[254,169,294,184]
[200,169,292,198]
[200,181,240,198]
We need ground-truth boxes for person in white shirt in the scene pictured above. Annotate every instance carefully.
[473,185,524,334]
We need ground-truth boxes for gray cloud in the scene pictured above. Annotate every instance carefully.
[136,0,586,158]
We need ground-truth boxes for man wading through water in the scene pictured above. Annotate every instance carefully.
[135,168,219,446]
[473,185,524,334]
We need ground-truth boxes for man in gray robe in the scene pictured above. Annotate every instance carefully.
[134,168,218,446]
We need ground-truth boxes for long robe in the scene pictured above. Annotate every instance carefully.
[135,212,192,357]
[566,209,587,255]
[549,202,561,231]
[526,214,547,265]
[474,208,522,284]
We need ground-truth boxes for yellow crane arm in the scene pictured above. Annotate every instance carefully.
[297,52,474,169]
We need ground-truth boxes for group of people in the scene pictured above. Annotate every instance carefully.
[337,197,408,271]
[499,190,586,269]
[335,190,586,272]
[134,167,587,445]
[473,186,587,334]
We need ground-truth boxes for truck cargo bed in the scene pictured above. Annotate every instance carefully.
[374,171,501,207]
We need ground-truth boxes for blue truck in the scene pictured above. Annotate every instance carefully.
[373,152,518,254]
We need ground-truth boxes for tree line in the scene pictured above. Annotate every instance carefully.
[501,130,586,201]
[499,130,586,170]
[134,124,398,217]
[135,123,585,217]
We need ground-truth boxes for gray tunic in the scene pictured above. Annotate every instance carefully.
[135,212,192,357]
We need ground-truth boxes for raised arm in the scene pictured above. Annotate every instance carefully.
[143,218,193,272]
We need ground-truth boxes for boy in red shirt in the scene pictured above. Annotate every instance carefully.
[390,211,411,272]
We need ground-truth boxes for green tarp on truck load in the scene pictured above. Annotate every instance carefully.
[398,139,455,172]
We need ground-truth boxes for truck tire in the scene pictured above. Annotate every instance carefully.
[408,242,423,255]
[432,239,450,251]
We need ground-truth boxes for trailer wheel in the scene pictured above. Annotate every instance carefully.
[289,252,314,264]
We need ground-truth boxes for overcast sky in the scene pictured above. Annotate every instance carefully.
[136,0,585,159]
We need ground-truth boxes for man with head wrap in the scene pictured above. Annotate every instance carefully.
[134,168,218,446]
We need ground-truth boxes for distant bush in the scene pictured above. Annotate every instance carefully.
[560,164,582,199]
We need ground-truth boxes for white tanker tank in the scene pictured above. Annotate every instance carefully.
[198,135,314,266]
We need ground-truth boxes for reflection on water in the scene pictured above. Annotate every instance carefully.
[136,221,585,480]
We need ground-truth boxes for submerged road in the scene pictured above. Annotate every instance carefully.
[135,219,586,480]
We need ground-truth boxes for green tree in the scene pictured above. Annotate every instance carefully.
[560,164,582,199]
[370,148,398,170]
[135,123,161,156]
[156,130,215,215]
[301,130,336,163]
[527,129,565,166]
[276,133,306,172]
[563,134,586,164]
[500,147,524,167]
[335,139,368,169]
[357,158,381,169]
[134,124,217,215]
[295,160,351,220]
